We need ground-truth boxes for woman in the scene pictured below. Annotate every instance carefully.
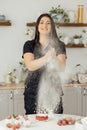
[23,13,66,114]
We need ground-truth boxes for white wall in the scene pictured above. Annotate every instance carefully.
[0,0,87,81]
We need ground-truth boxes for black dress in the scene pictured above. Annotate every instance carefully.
[23,39,66,114]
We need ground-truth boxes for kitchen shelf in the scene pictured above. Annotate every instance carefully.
[66,43,84,48]
[26,22,86,48]
[56,23,87,27]
[26,22,87,27]
[26,22,36,26]
[0,21,11,26]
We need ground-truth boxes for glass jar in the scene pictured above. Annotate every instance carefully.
[68,10,76,23]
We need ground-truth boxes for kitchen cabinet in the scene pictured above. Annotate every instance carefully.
[63,84,87,116]
[13,89,25,115]
[63,86,82,116]
[0,88,25,120]
[0,90,13,120]
[82,86,87,116]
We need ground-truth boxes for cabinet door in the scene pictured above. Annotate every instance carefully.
[82,87,87,116]
[0,90,13,120]
[63,86,82,116]
[13,89,25,115]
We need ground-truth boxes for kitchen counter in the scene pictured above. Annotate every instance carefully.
[0,82,87,90]
[0,82,24,90]
[64,83,87,87]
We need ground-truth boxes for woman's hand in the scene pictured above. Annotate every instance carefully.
[45,48,66,71]
[45,48,57,62]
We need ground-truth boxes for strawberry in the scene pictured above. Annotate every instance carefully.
[6,115,11,119]
[57,120,62,126]
[15,124,21,129]
[6,123,13,128]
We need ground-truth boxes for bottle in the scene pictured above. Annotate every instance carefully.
[81,5,84,23]
[78,5,84,23]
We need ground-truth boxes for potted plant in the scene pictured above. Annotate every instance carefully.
[26,28,35,40]
[73,35,82,44]
[49,5,70,23]
[6,69,16,84]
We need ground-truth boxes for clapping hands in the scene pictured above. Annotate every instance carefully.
[45,48,57,63]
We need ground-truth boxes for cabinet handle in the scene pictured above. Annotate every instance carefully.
[83,88,86,96]
[10,91,13,99]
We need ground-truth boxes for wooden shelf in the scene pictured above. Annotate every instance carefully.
[26,22,87,27]
[66,43,84,48]
[26,22,36,26]
[0,21,11,26]
[26,22,86,48]
[56,23,87,27]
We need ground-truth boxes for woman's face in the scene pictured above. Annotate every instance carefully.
[38,16,52,36]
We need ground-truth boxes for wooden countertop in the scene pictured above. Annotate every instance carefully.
[0,82,24,90]
[64,83,87,87]
[0,82,87,90]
